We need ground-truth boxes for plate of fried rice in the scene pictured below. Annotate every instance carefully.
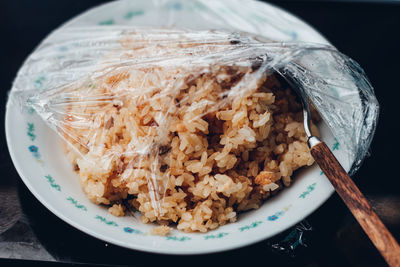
[6,0,352,254]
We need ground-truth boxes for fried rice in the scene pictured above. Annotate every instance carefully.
[62,61,318,233]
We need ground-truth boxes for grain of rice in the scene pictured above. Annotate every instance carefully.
[150,225,171,236]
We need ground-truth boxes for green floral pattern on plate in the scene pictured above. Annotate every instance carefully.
[166,236,191,241]
[66,197,87,211]
[124,10,144,19]
[27,123,36,141]
[98,19,115,25]
[45,175,61,192]
[239,221,263,231]
[95,215,118,226]
[299,183,317,199]
[34,75,46,89]
[204,232,229,240]
[332,140,340,151]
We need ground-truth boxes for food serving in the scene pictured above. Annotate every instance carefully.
[61,44,319,233]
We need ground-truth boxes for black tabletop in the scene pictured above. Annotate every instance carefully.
[1,1,400,266]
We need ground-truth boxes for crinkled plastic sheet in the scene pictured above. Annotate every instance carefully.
[8,0,379,255]
[13,27,379,176]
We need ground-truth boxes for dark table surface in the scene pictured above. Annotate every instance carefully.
[1,0,400,266]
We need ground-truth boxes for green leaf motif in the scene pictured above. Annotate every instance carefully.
[299,182,317,199]
[204,232,228,240]
[124,10,144,19]
[239,221,263,232]
[332,141,340,151]
[26,99,35,114]
[45,175,61,191]
[166,236,191,241]
[95,215,118,226]
[34,75,46,89]
[66,197,87,211]
[28,107,35,114]
[27,123,36,141]
[98,19,115,25]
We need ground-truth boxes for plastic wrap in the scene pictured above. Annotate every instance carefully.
[9,8,380,235]
[268,220,313,257]
[14,27,378,170]
[11,27,379,232]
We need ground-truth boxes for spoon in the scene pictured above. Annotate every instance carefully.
[280,73,400,266]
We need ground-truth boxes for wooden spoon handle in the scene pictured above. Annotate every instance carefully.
[310,140,400,267]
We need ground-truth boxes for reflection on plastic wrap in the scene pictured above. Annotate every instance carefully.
[268,220,313,257]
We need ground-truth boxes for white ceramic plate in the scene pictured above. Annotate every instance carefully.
[6,0,351,254]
